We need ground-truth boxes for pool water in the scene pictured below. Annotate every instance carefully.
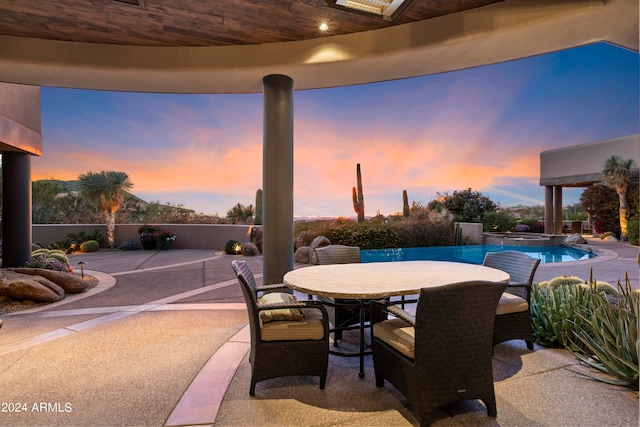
[360,245,595,265]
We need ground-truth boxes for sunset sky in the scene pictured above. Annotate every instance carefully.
[35,42,639,218]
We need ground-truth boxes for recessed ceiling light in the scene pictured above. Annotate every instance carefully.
[319,22,329,31]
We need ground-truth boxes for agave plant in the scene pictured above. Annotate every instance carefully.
[530,280,591,351]
[569,273,639,388]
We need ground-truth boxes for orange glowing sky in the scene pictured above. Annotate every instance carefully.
[35,43,639,218]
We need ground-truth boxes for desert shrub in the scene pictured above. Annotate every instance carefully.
[530,279,591,351]
[119,239,140,251]
[519,218,545,233]
[532,273,639,388]
[391,218,453,247]
[295,218,454,249]
[24,253,74,273]
[29,248,70,266]
[54,229,105,253]
[80,240,100,252]
[443,188,497,223]
[482,211,517,232]
[569,275,638,388]
[323,222,399,249]
[46,250,70,264]
[225,239,241,255]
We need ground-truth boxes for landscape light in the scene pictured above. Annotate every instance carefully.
[77,260,87,278]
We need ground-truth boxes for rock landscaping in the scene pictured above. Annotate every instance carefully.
[0,268,96,313]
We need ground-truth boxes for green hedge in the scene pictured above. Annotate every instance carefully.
[296,218,454,250]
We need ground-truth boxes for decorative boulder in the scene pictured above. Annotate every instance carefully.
[8,268,90,294]
[241,242,260,256]
[563,233,587,245]
[601,234,619,242]
[309,236,331,250]
[295,231,311,250]
[294,246,313,264]
[250,226,263,253]
[0,270,64,302]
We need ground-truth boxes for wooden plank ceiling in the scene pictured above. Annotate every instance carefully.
[0,0,504,47]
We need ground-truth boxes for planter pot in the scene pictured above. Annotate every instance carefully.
[158,240,173,250]
[140,233,157,250]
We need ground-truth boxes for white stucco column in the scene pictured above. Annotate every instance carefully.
[262,74,294,285]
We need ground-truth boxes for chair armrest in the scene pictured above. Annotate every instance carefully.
[257,300,329,319]
[256,283,289,293]
[370,300,415,326]
[507,282,530,288]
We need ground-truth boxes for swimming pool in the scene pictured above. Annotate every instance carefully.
[360,245,595,265]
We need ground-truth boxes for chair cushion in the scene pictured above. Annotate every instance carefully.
[496,292,529,315]
[373,318,415,359]
[258,292,305,323]
[260,307,325,341]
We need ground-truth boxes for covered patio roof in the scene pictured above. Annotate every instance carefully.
[0,0,637,93]
[540,134,640,188]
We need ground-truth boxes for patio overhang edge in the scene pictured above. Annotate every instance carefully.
[0,0,636,94]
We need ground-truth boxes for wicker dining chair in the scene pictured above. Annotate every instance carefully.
[231,260,330,395]
[314,244,365,343]
[370,280,507,426]
[482,251,541,349]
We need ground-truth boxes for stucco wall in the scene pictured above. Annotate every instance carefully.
[456,222,483,244]
[33,224,253,250]
[540,134,639,186]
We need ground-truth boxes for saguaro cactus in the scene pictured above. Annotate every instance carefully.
[255,188,263,225]
[352,163,365,223]
[403,189,409,218]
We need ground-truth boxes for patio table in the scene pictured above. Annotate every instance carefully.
[283,260,510,378]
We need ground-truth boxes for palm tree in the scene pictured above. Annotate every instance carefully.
[602,156,636,240]
[77,171,133,248]
[226,203,254,224]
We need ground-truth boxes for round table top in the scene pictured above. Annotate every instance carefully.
[283,260,510,299]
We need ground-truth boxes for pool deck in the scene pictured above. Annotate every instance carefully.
[0,237,637,426]
[534,237,639,289]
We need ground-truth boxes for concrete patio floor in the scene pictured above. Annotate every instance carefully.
[0,238,637,426]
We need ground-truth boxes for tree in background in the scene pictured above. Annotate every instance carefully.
[32,180,102,224]
[601,156,636,240]
[443,188,497,223]
[226,203,254,224]
[32,180,67,224]
[77,171,133,248]
[482,211,517,232]
[579,182,639,238]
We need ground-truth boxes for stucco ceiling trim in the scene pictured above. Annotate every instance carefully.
[0,116,43,156]
[0,0,636,93]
